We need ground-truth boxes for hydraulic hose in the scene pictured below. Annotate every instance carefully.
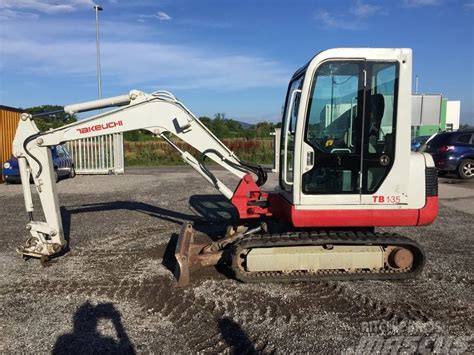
[199,149,268,187]
[23,133,43,179]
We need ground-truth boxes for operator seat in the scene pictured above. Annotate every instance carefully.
[368,93,385,153]
[367,93,390,191]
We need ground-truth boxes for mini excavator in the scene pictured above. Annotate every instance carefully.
[13,48,438,286]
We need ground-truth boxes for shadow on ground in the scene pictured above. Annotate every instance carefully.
[59,195,239,279]
[60,194,237,241]
[219,317,256,354]
[53,302,135,355]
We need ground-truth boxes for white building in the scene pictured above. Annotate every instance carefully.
[445,101,461,131]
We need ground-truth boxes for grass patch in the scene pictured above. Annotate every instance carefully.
[125,138,274,166]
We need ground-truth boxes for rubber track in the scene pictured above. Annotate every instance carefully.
[231,231,425,283]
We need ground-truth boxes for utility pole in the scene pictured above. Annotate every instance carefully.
[94,5,103,100]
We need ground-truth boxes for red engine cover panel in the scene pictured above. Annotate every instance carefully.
[268,194,438,228]
[417,196,438,226]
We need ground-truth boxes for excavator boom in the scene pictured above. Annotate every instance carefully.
[13,90,268,260]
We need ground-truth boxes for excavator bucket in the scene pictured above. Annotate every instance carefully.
[174,222,223,287]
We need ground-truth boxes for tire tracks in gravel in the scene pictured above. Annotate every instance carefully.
[137,279,294,353]
[293,281,431,326]
[2,253,440,353]
[0,226,173,299]
[1,266,446,332]
[134,277,439,353]
[1,264,466,353]
[403,270,473,331]
[1,223,460,353]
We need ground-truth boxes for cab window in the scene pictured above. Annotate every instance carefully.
[364,62,398,193]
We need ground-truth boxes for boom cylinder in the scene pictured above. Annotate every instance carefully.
[64,90,141,114]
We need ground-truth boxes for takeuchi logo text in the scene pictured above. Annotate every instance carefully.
[76,120,123,134]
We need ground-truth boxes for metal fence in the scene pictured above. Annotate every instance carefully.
[271,128,281,173]
[66,133,124,175]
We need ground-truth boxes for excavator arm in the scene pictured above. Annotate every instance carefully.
[13,90,269,260]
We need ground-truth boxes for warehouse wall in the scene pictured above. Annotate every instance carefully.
[410,94,451,138]
[411,94,442,127]
[0,106,21,183]
[446,101,461,131]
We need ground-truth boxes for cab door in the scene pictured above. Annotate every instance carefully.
[299,60,366,205]
[360,62,399,199]
[279,74,305,201]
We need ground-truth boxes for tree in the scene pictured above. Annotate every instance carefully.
[212,113,230,138]
[225,119,243,134]
[198,116,212,129]
[24,105,77,131]
[210,115,277,139]
[254,121,275,137]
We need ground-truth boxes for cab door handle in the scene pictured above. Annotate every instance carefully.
[307,151,314,166]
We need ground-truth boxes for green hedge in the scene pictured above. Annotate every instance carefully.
[125,139,274,166]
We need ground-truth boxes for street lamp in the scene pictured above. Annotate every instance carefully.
[93,5,103,100]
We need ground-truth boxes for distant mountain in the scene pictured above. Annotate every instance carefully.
[236,120,253,129]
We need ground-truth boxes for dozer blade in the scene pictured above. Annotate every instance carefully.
[174,222,223,287]
[174,223,194,287]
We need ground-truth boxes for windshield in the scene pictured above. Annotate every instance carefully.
[305,62,361,154]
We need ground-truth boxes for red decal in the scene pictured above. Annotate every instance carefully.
[386,195,401,204]
[76,120,123,134]
[372,195,401,204]
[372,196,385,203]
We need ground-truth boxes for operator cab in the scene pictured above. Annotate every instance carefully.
[278,48,414,210]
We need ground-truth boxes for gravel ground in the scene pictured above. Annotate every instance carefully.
[0,167,473,354]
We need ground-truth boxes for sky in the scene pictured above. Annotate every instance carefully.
[0,0,473,124]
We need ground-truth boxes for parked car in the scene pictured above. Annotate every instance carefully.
[2,145,76,183]
[411,135,430,151]
[424,130,474,179]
